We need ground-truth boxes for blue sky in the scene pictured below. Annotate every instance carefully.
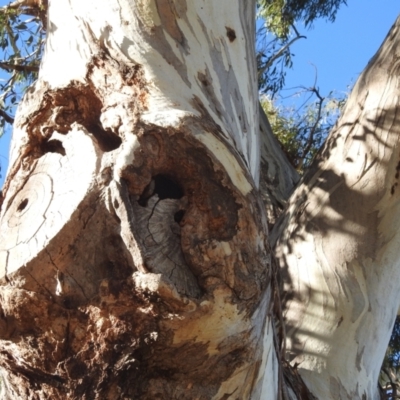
[281,1,400,100]
[0,1,400,188]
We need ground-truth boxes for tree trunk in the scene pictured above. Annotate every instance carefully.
[272,14,400,400]
[1,0,400,399]
[0,1,282,399]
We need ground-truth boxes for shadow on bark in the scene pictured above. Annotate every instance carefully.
[271,100,400,398]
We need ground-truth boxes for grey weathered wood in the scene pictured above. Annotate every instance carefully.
[0,1,278,399]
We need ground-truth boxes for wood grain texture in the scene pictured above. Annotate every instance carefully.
[0,1,280,399]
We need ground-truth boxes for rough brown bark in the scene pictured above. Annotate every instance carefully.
[0,1,280,399]
[1,1,400,399]
[0,64,269,398]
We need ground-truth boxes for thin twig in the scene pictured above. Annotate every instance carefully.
[296,87,324,171]
[262,34,306,72]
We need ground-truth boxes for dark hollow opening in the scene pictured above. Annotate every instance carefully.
[17,198,29,212]
[226,27,237,42]
[174,209,185,224]
[153,174,184,200]
[89,124,122,152]
[42,139,66,156]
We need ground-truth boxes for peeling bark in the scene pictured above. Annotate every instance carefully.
[1,0,399,399]
[0,1,279,399]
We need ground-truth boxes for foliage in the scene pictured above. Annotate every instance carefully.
[0,1,45,136]
[0,0,400,393]
[0,1,45,179]
[387,317,400,370]
[260,89,345,171]
[380,316,400,399]
[256,0,347,96]
[258,0,347,38]
[256,24,301,97]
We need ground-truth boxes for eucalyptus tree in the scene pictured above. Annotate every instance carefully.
[0,1,399,399]
[256,0,347,96]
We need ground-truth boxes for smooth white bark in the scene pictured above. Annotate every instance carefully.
[41,0,260,184]
[2,1,399,399]
[272,15,400,400]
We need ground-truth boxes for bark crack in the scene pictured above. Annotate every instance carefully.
[24,265,55,301]
[45,249,89,302]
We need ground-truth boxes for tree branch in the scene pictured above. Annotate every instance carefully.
[5,0,46,11]
[262,32,306,72]
[0,61,39,73]
[1,0,48,26]
[0,107,14,124]
[298,87,324,168]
